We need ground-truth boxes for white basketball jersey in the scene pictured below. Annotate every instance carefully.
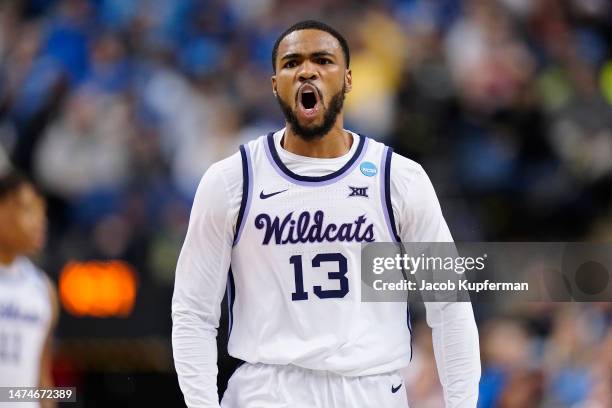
[228,132,412,376]
[0,257,51,408]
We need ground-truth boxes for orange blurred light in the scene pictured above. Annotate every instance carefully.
[59,260,138,318]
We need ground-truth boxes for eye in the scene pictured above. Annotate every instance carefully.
[317,58,332,65]
[283,60,298,68]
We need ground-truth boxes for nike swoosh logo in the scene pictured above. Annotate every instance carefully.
[391,383,402,393]
[260,189,288,199]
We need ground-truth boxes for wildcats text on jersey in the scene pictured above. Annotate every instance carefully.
[0,303,41,323]
[254,210,375,245]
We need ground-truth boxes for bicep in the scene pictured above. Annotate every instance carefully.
[40,278,58,406]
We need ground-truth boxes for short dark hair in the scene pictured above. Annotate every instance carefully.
[271,20,350,73]
[0,169,30,200]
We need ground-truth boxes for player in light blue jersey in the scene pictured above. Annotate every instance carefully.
[0,168,58,408]
[172,20,481,408]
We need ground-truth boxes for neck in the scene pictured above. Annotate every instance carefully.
[0,248,17,266]
[283,118,352,158]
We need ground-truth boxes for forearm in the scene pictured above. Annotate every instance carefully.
[428,301,481,408]
[389,154,481,405]
[172,308,221,408]
[40,278,59,408]
[39,366,57,408]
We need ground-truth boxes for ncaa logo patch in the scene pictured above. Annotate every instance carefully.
[360,161,378,177]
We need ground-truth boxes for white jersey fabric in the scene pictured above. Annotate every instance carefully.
[172,128,481,408]
[229,130,411,375]
[0,257,52,408]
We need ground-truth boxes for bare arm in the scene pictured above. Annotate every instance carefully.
[40,277,58,408]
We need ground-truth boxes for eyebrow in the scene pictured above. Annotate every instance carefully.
[280,51,336,61]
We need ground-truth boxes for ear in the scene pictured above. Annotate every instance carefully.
[271,75,277,97]
[344,69,352,93]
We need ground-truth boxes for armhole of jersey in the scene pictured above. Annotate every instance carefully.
[226,267,236,336]
[381,147,413,359]
[228,145,250,335]
[233,144,253,246]
[407,305,413,361]
[381,146,401,243]
[28,261,50,302]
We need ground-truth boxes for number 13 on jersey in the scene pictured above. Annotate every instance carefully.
[288,253,349,301]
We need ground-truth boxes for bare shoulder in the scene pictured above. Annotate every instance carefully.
[42,274,59,327]
[22,258,59,328]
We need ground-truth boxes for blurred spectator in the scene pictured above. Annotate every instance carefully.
[445,0,535,113]
[402,323,445,408]
[478,319,536,408]
[33,88,132,200]
[344,10,407,139]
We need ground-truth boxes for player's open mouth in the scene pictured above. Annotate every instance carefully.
[297,84,320,119]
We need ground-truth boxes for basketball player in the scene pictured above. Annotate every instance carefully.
[172,20,480,407]
[0,168,57,408]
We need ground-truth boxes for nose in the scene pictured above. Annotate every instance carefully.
[298,60,318,82]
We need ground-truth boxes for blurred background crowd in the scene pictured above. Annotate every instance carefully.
[0,0,611,406]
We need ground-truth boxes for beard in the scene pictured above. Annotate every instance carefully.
[276,84,346,141]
